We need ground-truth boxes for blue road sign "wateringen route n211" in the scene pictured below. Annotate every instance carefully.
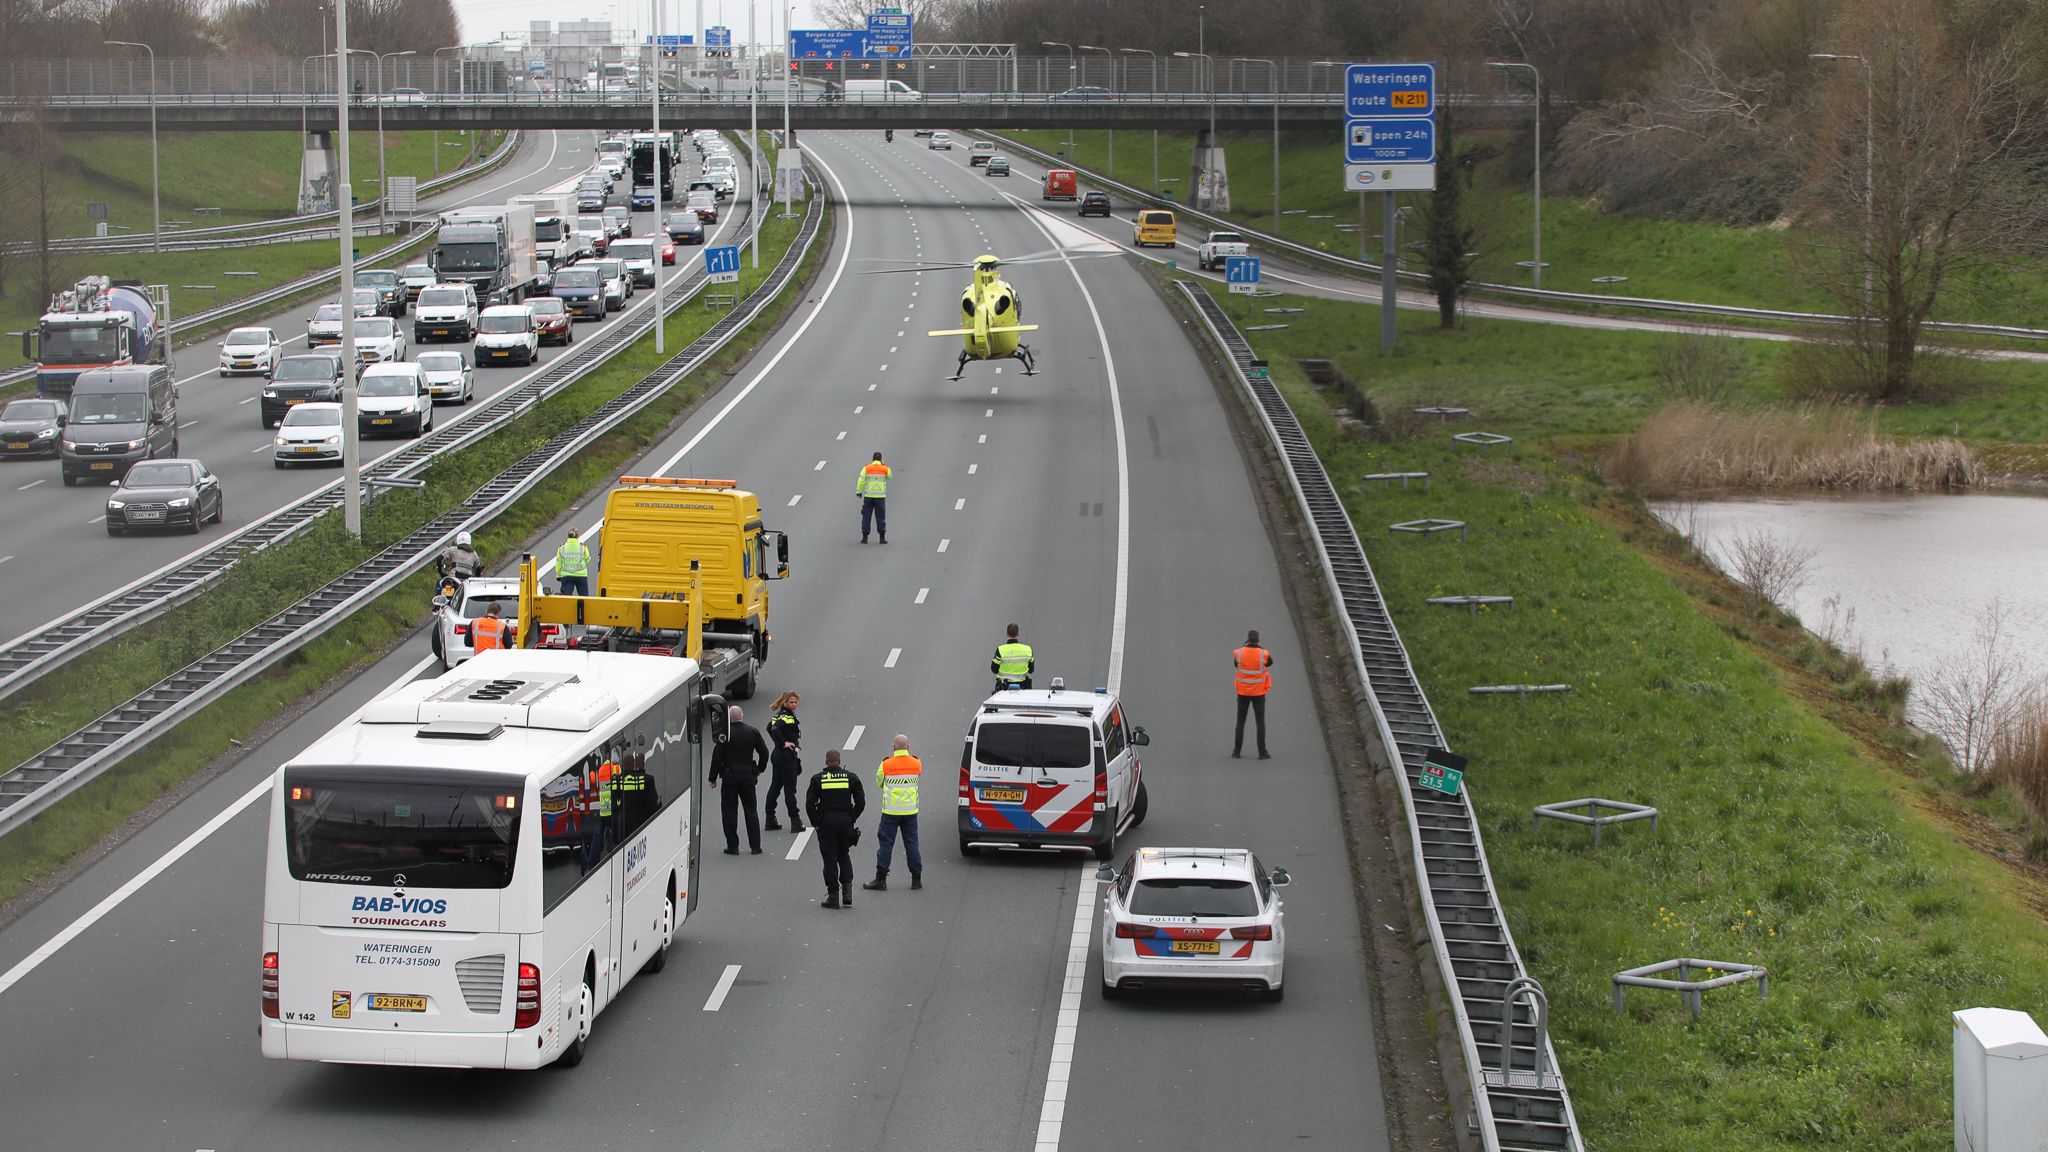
[706,245,741,284]
[1345,63,1435,118]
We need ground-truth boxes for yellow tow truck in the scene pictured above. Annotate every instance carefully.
[514,476,790,698]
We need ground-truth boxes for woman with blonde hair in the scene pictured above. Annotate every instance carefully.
[763,690,805,832]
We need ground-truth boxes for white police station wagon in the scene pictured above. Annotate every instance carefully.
[1097,847,1289,1002]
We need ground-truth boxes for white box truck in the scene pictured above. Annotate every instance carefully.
[512,194,574,266]
[435,204,539,305]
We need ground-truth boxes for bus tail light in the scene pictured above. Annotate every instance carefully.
[515,963,542,1028]
[1114,922,1156,939]
[262,952,280,1018]
[1231,924,1274,941]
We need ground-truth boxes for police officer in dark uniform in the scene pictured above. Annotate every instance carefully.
[806,749,866,909]
[763,691,806,832]
[710,705,770,855]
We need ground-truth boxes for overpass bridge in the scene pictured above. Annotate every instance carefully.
[12,90,1344,133]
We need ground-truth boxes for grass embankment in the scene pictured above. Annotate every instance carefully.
[1001,128,2048,329]
[1183,276,2048,1148]
[0,207,820,910]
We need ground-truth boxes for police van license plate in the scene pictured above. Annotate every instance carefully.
[1170,941,1221,955]
[979,787,1026,804]
[369,994,427,1012]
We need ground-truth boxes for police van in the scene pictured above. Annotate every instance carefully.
[957,681,1150,861]
[260,649,715,1069]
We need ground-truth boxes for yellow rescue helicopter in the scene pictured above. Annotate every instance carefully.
[867,248,1114,380]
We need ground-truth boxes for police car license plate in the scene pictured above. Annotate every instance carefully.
[979,787,1026,804]
[372,418,393,425]
[1170,941,1221,955]
[369,994,427,1012]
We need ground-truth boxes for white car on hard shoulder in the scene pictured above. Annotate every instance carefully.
[430,577,522,670]
[1097,846,1289,1002]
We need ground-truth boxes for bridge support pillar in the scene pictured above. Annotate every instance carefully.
[1191,128,1231,213]
[299,131,338,215]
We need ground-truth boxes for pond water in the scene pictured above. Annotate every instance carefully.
[1651,492,2048,717]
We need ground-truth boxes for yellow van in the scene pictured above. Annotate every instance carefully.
[1133,209,1177,248]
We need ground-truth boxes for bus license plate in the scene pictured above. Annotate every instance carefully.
[979,787,1026,804]
[369,994,427,1012]
[1170,941,1221,955]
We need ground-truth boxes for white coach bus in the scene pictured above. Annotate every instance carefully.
[260,649,712,1069]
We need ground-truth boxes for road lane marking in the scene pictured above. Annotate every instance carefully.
[238,396,256,404]
[936,539,949,553]
[879,364,888,371]
[845,724,865,750]
[914,587,928,604]
[180,420,197,429]
[702,964,742,1011]
[968,464,978,474]
[18,480,44,490]
[868,384,877,391]
[0,773,275,998]
[1035,865,1100,1152]
[814,460,826,470]
[0,556,11,564]
[250,444,270,453]
[954,499,965,510]
[85,516,102,525]
[787,494,801,506]
[884,647,901,668]
[785,829,813,861]
[991,387,999,395]
[836,430,847,440]
[978,435,986,443]
[644,146,857,479]
[984,409,994,417]
[855,406,864,414]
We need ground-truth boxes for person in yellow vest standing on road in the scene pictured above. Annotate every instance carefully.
[1232,629,1274,760]
[857,451,890,544]
[862,735,923,890]
[555,528,593,597]
[471,601,508,654]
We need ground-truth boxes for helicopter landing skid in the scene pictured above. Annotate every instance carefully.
[1013,345,1038,376]
[948,351,972,382]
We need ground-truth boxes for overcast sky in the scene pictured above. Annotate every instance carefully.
[452,0,826,45]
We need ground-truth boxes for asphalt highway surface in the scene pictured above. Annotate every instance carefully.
[0,130,1391,1151]
[0,130,758,648]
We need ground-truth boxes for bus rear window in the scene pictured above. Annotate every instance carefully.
[284,767,524,889]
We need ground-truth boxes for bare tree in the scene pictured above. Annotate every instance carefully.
[1920,597,2034,773]
[1723,526,1816,612]
[1654,323,1751,402]
[1790,0,2048,401]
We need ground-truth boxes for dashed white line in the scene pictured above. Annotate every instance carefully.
[702,964,743,1012]
[978,435,987,444]
[884,647,901,668]
[0,555,12,564]
[889,346,898,353]
[937,539,950,553]
[785,828,813,861]
[836,430,847,440]
[984,409,994,417]
[855,406,864,414]
[914,587,929,604]
[879,365,888,371]
[238,396,256,404]
[954,498,966,510]
[814,460,827,471]
[845,724,866,750]
[84,516,101,525]
[868,384,878,391]
[18,479,44,491]
[179,420,197,429]
[787,494,802,506]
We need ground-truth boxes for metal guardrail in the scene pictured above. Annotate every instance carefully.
[992,134,2048,344]
[7,129,520,255]
[0,172,823,838]
[0,131,522,390]
[1178,280,1581,1152]
[22,90,1342,108]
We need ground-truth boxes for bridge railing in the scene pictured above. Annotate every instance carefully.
[10,89,1344,108]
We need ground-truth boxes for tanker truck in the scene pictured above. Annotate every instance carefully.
[21,276,165,399]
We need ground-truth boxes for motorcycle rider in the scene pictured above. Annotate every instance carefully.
[885,128,894,142]
[992,623,1034,691]
[439,531,482,581]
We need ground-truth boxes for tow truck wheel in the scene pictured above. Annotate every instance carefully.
[730,666,756,701]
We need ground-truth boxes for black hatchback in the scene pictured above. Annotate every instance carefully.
[106,458,223,536]
[1080,191,1112,217]
[0,397,64,460]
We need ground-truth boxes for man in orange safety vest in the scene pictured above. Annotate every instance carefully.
[1232,629,1273,760]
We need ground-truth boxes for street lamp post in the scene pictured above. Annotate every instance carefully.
[333,5,361,537]
[433,45,464,176]
[1081,45,1111,177]
[1487,60,1544,288]
[1313,62,1359,260]
[1812,53,1874,309]
[1173,50,1214,207]
[1120,49,1158,190]
[104,41,159,253]
[652,0,665,352]
[349,48,415,238]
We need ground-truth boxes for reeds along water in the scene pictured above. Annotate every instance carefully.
[1993,694,2048,824]
[1605,401,1985,498]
